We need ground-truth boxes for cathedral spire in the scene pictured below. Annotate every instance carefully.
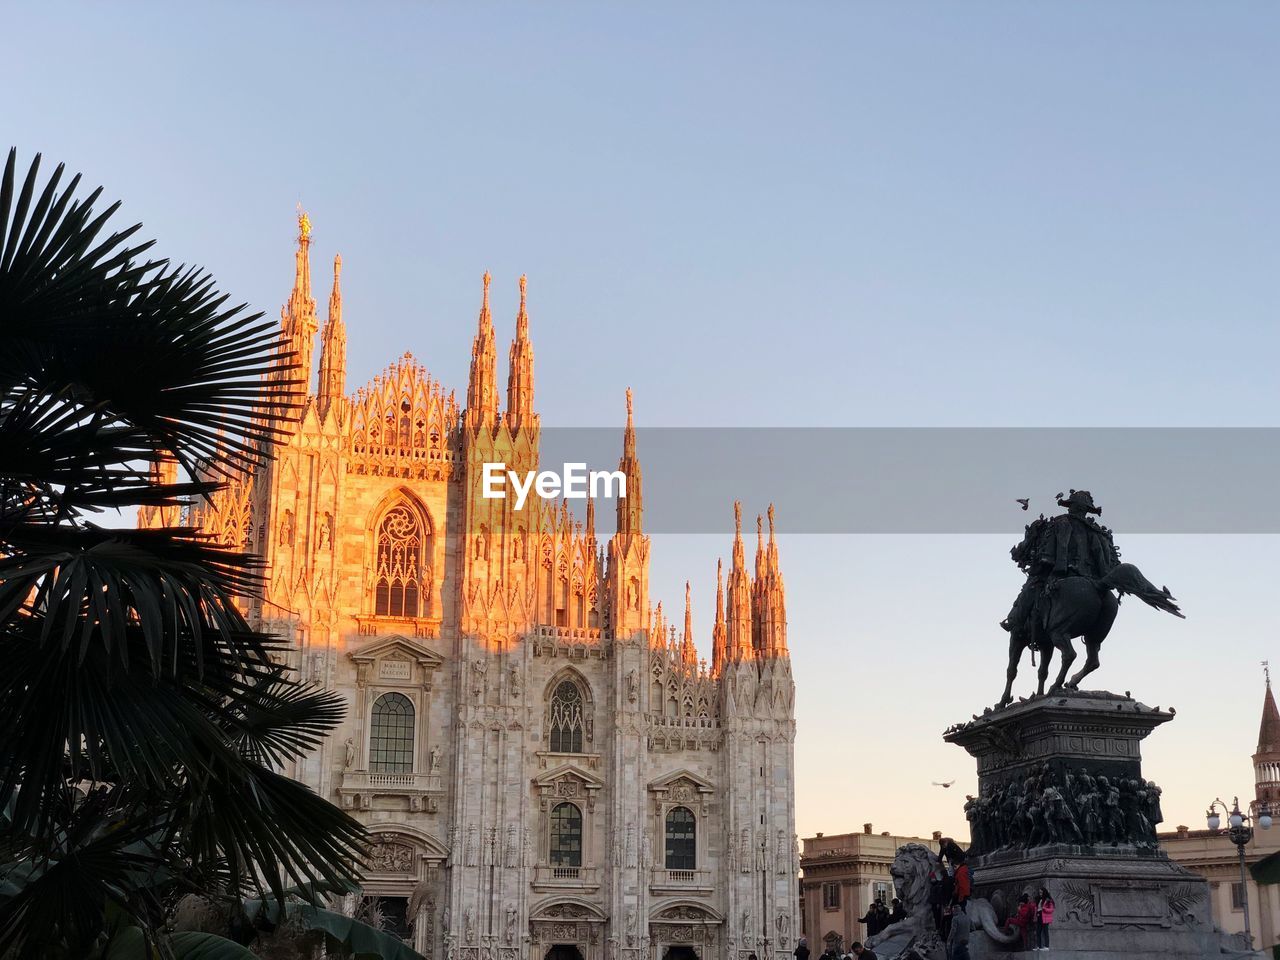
[757,502,788,657]
[465,271,498,431]
[681,581,698,667]
[278,208,318,405]
[615,388,643,536]
[752,512,766,653]
[137,452,181,529]
[755,513,766,579]
[605,388,650,640]
[767,502,780,571]
[712,558,727,675]
[726,500,754,663]
[506,274,536,430]
[316,253,347,419]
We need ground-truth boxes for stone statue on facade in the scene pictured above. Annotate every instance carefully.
[998,490,1184,706]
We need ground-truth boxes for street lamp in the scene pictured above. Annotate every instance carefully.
[1206,796,1271,946]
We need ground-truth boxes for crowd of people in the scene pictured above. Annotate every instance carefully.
[794,838,1056,959]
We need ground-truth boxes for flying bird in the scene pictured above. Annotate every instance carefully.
[932,781,956,788]
[1016,498,1030,511]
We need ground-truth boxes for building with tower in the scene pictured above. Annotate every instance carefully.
[148,213,799,960]
[1160,671,1280,952]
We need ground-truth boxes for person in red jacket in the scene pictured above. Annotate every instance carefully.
[1034,887,1055,951]
[953,859,972,906]
[1005,893,1035,950]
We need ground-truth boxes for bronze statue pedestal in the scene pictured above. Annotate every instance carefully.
[944,691,1258,959]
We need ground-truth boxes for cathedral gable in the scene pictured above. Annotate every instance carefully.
[532,762,605,812]
[349,634,445,688]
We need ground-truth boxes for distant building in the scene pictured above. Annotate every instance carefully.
[798,825,943,952]
[1161,675,1280,952]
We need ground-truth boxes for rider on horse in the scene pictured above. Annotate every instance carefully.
[997,489,1182,706]
[1001,490,1117,639]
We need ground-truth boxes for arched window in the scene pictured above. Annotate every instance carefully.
[549,680,585,753]
[665,806,696,870]
[550,802,583,867]
[374,504,426,618]
[369,692,415,773]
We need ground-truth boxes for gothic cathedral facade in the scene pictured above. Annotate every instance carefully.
[153,215,798,960]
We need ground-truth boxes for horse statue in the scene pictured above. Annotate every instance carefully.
[865,844,1017,959]
[997,490,1183,708]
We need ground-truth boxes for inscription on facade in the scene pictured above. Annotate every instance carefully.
[380,659,413,681]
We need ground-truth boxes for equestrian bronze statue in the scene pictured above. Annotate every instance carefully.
[997,490,1183,707]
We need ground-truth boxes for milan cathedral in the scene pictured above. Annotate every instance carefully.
[145,213,799,960]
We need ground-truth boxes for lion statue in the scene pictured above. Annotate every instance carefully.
[865,844,1019,959]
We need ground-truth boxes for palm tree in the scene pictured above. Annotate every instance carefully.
[0,149,422,959]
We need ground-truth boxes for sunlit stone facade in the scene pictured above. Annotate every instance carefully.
[158,215,799,960]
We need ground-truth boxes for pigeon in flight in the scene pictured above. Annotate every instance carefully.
[1016,498,1030,511]
[932,780,956,788]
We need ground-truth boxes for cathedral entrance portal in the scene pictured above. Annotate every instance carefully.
[544,946,585,960]
[661,948,698,960]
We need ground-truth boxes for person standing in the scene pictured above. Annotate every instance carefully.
[1034,887,1055,951]
[857,904,880,940]
[874,901,890,934]
[1005,893,1035,951]
[850,944,878,960]
[928,857,953,937]
[793,937,810,960]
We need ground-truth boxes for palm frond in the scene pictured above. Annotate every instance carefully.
[0,148,302,516]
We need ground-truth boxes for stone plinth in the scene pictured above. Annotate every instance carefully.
[943,691,1260,959]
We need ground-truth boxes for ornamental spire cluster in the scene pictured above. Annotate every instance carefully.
[254,211,788,674]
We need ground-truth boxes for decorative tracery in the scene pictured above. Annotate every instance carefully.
[349,353,458,480]
[548,679,586,753]
[374,503,430,618]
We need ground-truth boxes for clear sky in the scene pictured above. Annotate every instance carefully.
[6,2,1279,840]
